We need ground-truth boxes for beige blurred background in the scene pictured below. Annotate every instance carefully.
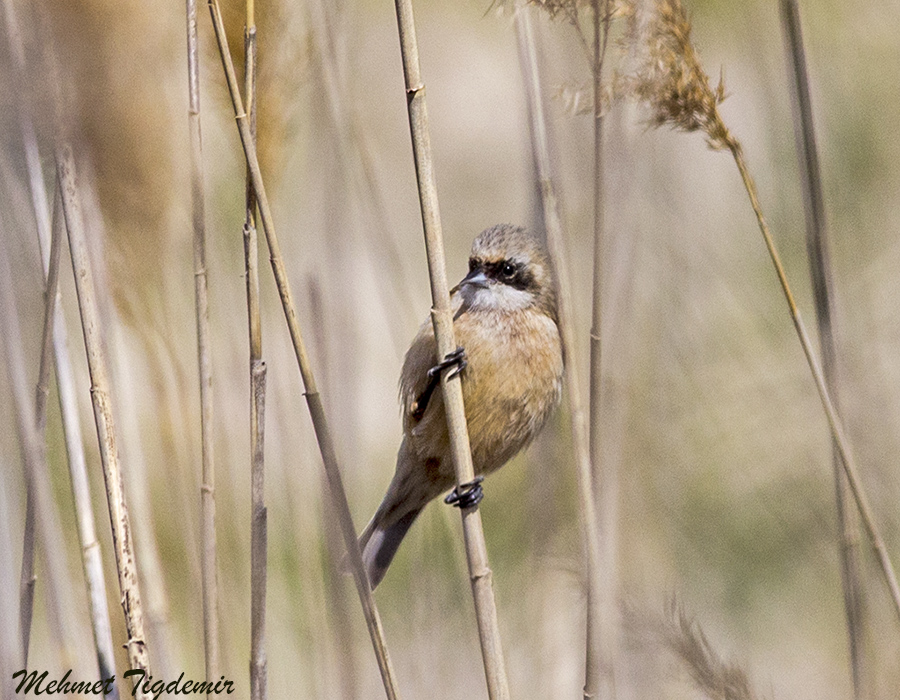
[1,0,899,698]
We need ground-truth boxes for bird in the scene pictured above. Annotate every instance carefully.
[357,223,564,589]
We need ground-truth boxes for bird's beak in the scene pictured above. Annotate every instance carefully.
[454,269,489,294]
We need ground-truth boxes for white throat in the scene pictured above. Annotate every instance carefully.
[461,282,534,313]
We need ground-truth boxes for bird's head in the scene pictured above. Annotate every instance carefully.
[453,224,557,321]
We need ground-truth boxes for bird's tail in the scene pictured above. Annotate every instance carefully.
[357,505,423,589]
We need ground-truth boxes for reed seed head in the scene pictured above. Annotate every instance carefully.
[626,0,734,151]
[529,0,592,22]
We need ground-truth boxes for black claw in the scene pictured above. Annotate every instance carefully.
[427,346,467,382]
[444,476,485,509]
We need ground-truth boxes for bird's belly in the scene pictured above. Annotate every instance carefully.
[459,313,562,474]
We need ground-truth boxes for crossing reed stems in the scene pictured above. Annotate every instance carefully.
[206,2,401,695]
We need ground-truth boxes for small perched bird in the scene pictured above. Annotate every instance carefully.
[358,223,564,588]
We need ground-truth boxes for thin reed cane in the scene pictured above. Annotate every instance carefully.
[729,143,900,618]
[2,0,39,662]
[205,3,400,696]
[0,247,48,669]
[778,1,864,692]
[56,145,151,698]
[514,6,603,699]
[1,1,118,686]
[587,1,617,698]
[35,194,62,436]
[43,191,120,697]
[4,178,86,675]
[392,0,510,697]
[631,0,900,620]
[186,0,220,691]
[17,434,36,663]
[242,2,269,698]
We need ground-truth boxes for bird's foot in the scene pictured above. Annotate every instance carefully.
[444,476,484,509]
[427,346,467,382]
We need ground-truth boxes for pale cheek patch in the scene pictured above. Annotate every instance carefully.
[467,285,534,312]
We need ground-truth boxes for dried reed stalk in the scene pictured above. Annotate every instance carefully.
[778,1,864,692]
[12,180,89,675]
[587,2,618,698]
[206,3,400,696]
[2,1,118,686]
[585,0,618,700]
[57,145,151,699]
[392,0,510,697]
[514,6,603,699]
[16,396,36,663]
[186,0,220,692]
[45,200,121,696]
[242,1,269,698]
[630,0,900,620]
[0,241,63,669]
[1,0,39,663]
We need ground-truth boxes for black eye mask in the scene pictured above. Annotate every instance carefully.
[479,259,535,292]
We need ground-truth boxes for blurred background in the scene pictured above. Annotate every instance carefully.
[1,0,899,698]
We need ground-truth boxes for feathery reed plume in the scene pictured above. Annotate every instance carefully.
[57,145,151,699]
[661,602,760,700]
[34,0,180,330]
[778,0,864,692]
[514,5,605,699]
[219,0,299,188]
[185,0,220,692]
[627,0,730,150]
[242,1,269,698]
[529,0,594,65]
[626,0,900,620]
[31,2,178,676]
[205,3,401,696]
[392,0,511,696]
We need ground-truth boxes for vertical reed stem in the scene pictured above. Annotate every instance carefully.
[392,0,510,697]
[186,0,220,692]
[515,5,603,698]
[1,1,119,689]
[778,2,864,693]
[57,144,151,699]
[206,3,400,696]
[726,140,900,620]
[0,247,41,670]
[243,2,269,698]
[587,1,617,698]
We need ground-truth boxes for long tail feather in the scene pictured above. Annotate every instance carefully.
[359,507,422,589]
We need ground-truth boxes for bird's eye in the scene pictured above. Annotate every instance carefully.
[501,261,516,278]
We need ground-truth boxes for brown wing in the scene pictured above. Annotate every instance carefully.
[399,320,438,432]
